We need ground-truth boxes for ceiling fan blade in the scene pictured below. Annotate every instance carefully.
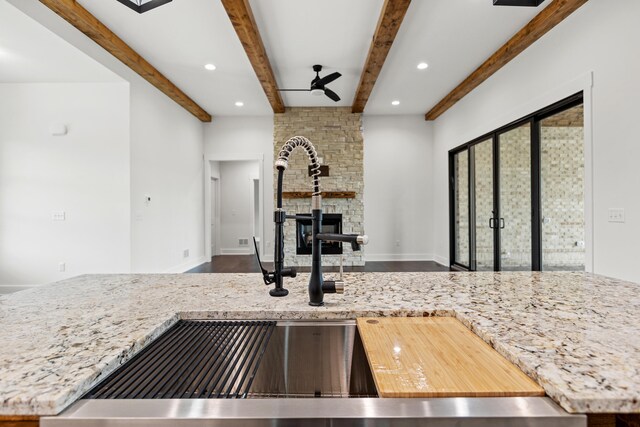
[315,72,341,87]
[279,89,311,91]
[324,88,341,102]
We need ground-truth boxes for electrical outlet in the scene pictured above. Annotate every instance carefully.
[58,262,66,272]
[52,211,66,221]
[183,249,190,258]
[395,240,400,247]
[608,208,625,223]
[239,239,249,246]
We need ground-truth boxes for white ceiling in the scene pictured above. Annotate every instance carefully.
[5,0,553,116]
[0,0,121,83]
[366,0,550,115]
[249,0,385,108]
[77,0,272,116]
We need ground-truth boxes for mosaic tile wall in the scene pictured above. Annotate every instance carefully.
[454,152,469,266]
[496,125,533,270]
[540,125,585,269]
[273,108,365,267]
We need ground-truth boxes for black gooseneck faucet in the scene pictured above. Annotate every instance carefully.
[254,136,368,306]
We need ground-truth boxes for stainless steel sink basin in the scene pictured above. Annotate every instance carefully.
[247,320,377,398]
[42,319,587,427]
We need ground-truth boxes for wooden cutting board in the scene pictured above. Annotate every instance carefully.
[356,317,545,398]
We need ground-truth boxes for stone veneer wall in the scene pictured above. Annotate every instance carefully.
[274,108,365,267]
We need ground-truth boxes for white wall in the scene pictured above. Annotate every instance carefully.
[363,115,435,261]
[432,0,640,282]
[210,161,221,179]
[218,161,260,254]
[0,83,130,287]
[6,0,208,274]
[204,116,273,260]
[204,115,436,263]
[129,81,205,273]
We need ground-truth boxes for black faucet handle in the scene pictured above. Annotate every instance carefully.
[253,237,275,285]
[350,234,369,251]
[281,267,297,278]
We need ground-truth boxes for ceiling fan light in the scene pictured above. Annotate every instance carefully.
[310,88,324,96]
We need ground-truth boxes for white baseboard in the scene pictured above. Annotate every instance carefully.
[164,256,208,273]
[220,248,252,255]
[433,254,449,267]
[365,253,435,262]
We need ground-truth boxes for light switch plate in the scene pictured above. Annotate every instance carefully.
[52,211,66,221]
[608,208,625,223]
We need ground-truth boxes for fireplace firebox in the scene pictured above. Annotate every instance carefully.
[296,214,342,255]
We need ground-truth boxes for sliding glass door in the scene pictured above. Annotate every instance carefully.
[470,139,494,271]
[497,123,532,271]
[452,149,470,268]
[449,93,585,272]
[539,103,585,271]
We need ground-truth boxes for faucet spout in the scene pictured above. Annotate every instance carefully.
[316,233,369,251]
[261,136,368,306]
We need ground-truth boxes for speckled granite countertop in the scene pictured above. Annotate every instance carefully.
[0,272,639,416]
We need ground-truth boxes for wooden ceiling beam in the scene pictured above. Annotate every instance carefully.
[39,0,212,122]
[352,0,412,114]
[425,0,589,121]
[221,0,285,114]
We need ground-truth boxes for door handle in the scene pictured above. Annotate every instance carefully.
[489,218,495,229]
[499,218,505,229]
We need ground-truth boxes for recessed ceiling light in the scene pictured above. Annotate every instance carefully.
[204,63,216,71]
[417,62,429,70]
[391,100,400,106]
[235,101,244,107]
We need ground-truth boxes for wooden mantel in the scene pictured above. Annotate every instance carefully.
[282,191,356,199]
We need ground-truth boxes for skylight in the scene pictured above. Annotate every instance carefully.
[116,0,173,14]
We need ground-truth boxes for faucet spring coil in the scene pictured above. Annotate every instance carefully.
[277,136,321,196]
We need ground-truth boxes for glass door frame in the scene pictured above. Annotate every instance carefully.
[449,146,472,270]
[448,92,584,271]
[495,119,534,271]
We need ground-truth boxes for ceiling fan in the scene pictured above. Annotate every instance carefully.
[279,65,342,102]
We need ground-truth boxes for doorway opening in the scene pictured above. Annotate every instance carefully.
[206,159,263,261]
[252,178,260,255]
[210,177,219,256]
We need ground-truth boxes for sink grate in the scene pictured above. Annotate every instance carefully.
[86,320,276,399]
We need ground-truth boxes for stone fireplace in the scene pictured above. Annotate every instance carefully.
[296,213,343,255]
[274,107,364,267]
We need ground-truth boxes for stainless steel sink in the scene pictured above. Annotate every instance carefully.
[42,319,587,427]
[246,320,377,398]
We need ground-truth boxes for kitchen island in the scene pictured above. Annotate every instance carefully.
[0,272,639,424]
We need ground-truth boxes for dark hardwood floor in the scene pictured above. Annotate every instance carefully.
[186,255,451,273]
